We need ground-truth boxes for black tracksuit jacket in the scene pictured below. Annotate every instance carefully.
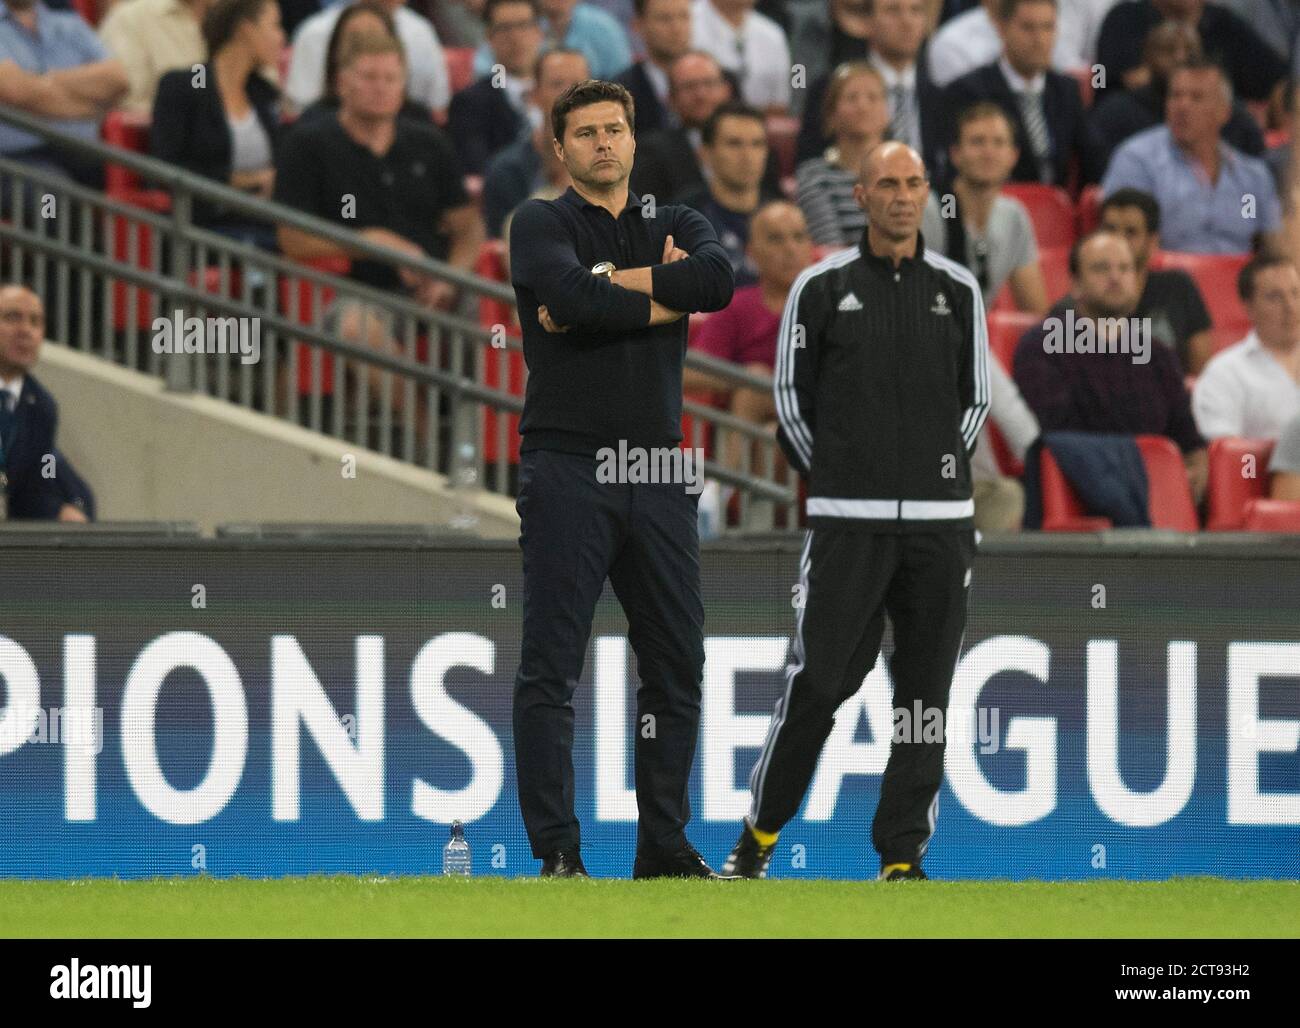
[775,229,991,532]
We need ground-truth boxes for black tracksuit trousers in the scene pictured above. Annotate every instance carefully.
[748,526,976,867]
[513,448,705,860]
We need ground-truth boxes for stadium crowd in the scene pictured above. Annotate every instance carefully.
[1,0,1300,530]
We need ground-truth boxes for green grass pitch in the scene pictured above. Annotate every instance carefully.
[1,878,1297,937]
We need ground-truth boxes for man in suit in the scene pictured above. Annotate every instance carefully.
[795,0,946,176]
[613,0,693,136]
[630,50,782,202]
[0,285,92,522]
[448,0,544,175]
[944,0,1098,187]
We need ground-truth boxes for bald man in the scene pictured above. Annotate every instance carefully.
[725,143,989,881]
[0,286,91,522]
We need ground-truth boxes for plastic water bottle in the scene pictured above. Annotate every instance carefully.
[449,441,480,531]
[697,479,723,540]
[443,820,471,876]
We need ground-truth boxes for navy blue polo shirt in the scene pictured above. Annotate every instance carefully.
[509,186,734,456]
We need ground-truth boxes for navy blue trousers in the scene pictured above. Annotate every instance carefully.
[512,448,705,859]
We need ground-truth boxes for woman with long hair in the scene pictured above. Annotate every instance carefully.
[151,0,285,248]
[794,61,891,248]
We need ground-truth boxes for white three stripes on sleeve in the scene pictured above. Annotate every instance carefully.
[774,249,858,472]
[923,251,991,453]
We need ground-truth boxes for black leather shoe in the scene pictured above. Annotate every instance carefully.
[633,842,740,880]
[540,849,589,877]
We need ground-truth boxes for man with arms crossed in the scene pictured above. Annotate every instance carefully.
[509,78,736,878]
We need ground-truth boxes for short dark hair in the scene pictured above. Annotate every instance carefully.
[1099,188,1161,234]
[486,0,539,27]
[997,0,1056,20]
[533,45,586,83]
[1068,228,1129,277]
[702,100,765,146]
[1238,251,1297,302]
[953,101,1015,142]
[552,79,636,142]
[202,0,272,55]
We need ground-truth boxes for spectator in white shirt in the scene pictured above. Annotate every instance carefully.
[285,0,449,116]
[1193,252,1300,439]
[691,0,791,114]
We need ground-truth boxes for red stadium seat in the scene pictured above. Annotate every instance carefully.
[279,257,350,396]
[1242,498,1300,531]
[987,421,1023,477]
[1149,250,1250,338]
[101,112,172,331]
[765,115,800,181]
[1040,435,1198,530]
[1000,183,1077,248]
[1039,447,1113,531]
[1040,245,1072,304]
[102,111,171,209]
[475,238,507,283]
[1076,184,1102,236]
[986,309,1039,371]
[992,245,1071,310]
[1206,436,1275,530]
[475,240,524,463]
[1211,324,1249,355]
[1135,434,1198,530]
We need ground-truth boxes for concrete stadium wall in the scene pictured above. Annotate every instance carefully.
[33,343,520,538]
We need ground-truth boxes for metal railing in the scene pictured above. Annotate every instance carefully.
[0,106,799,530]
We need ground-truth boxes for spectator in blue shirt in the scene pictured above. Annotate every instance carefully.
[472,0,630,80]
[1102,57,1281,255]
[0,0,127,186]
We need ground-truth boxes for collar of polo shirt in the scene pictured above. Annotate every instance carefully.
[858,227,926,270]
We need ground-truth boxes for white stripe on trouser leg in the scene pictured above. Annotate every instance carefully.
[917,585,969,860]
[749,529,813,826]
[919,791,939,859]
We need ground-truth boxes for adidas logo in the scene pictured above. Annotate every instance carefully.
[931,292,950,315]
[838,292,862,311]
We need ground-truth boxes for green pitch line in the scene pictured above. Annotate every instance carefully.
[1,878,1297,938]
